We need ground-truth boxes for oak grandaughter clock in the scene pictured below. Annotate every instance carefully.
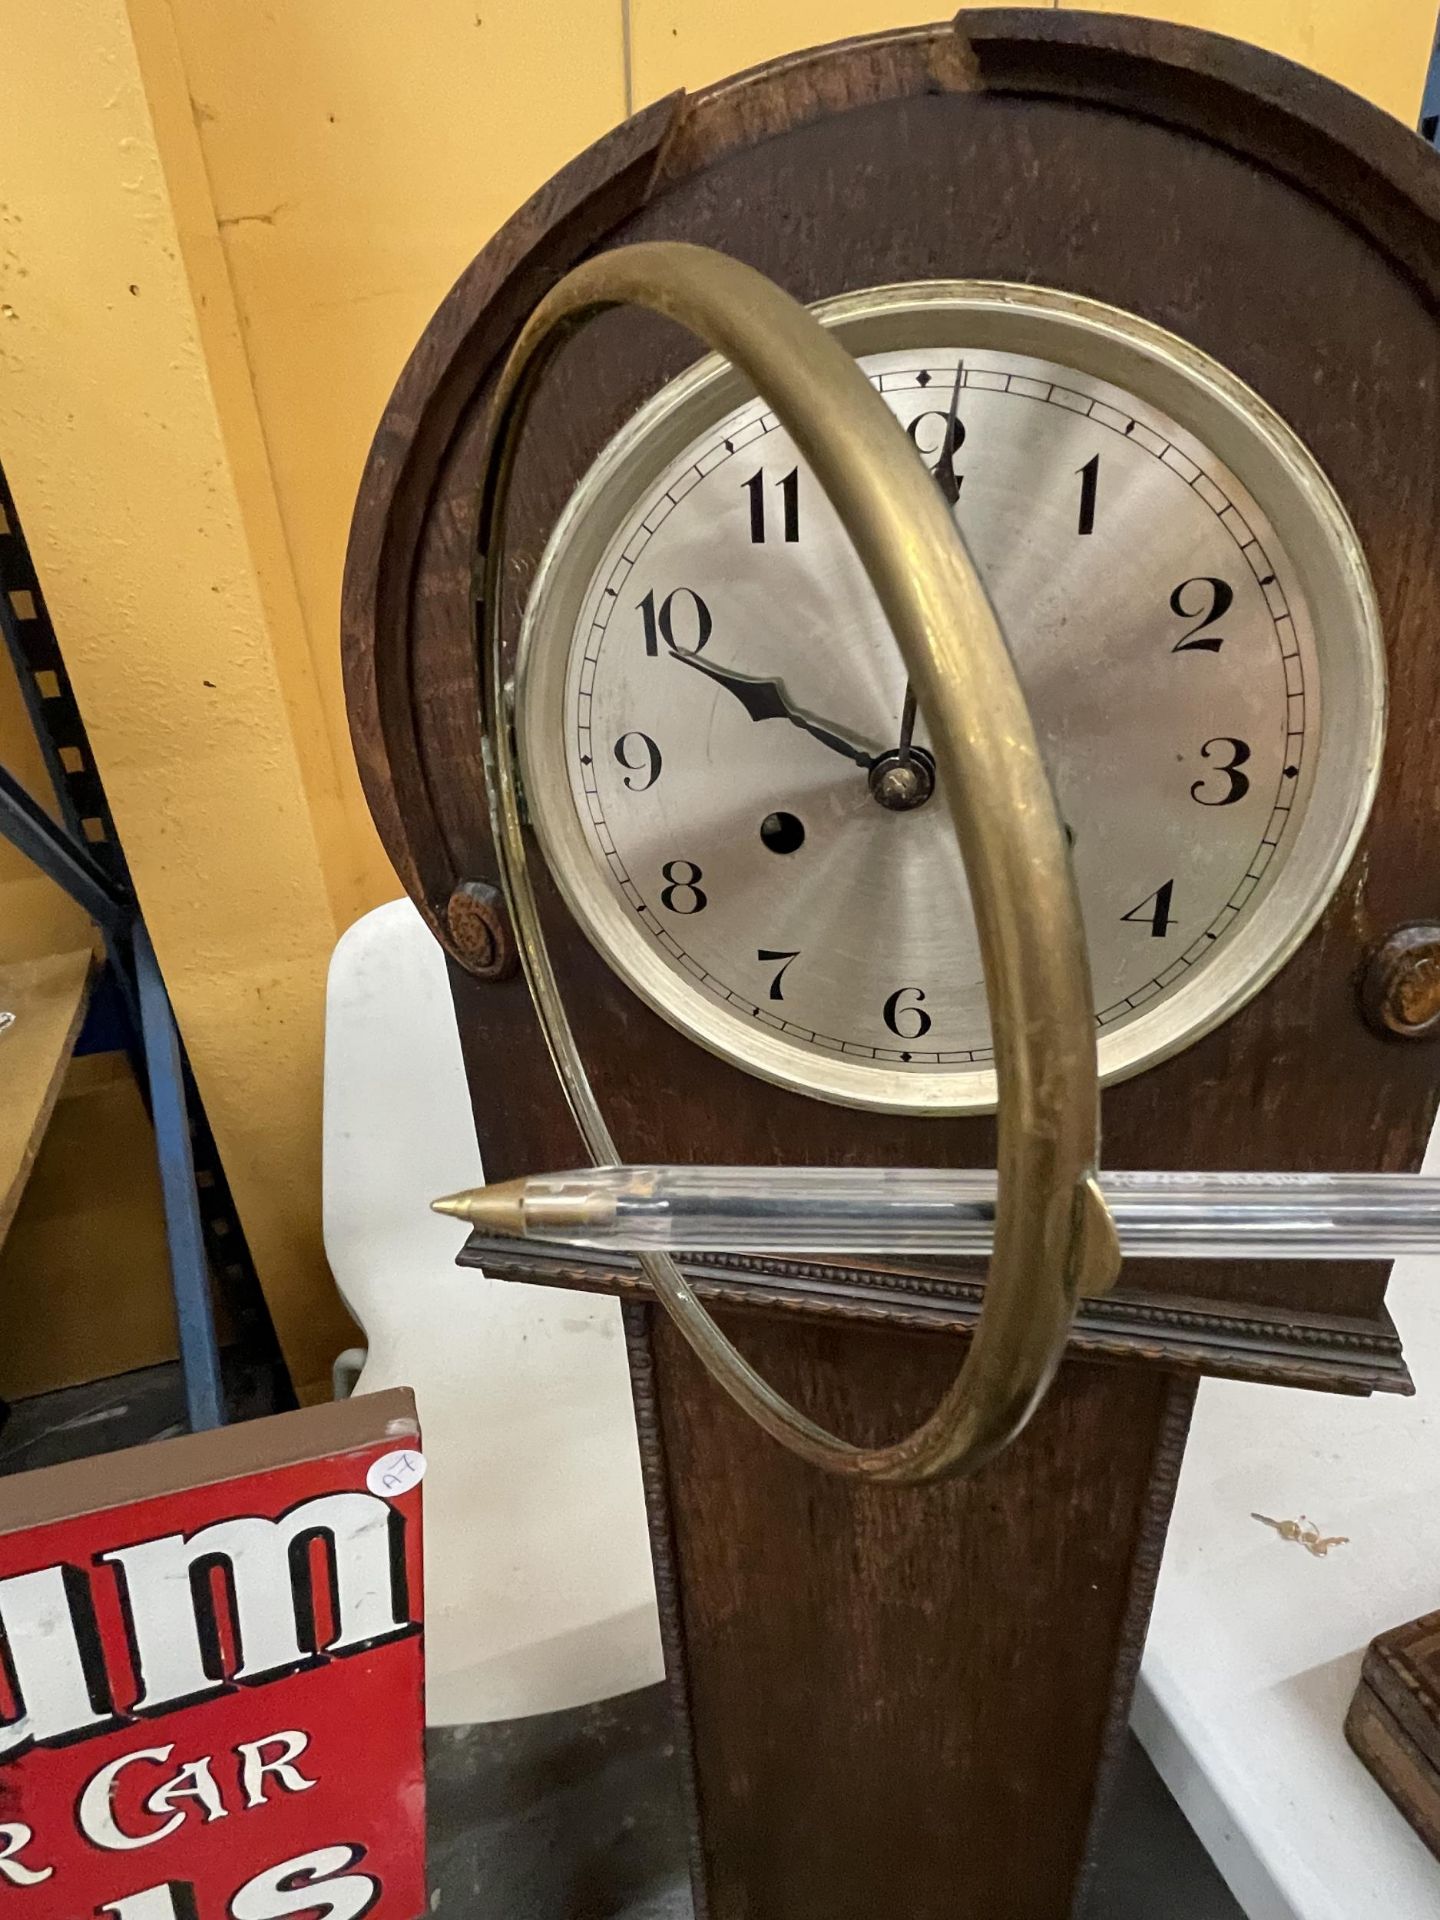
[343,14,1440,1918]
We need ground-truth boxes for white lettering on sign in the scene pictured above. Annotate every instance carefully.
[79,1746,187,1852]
[0,1489,416,1759]
[99,1887,192,1918]
[98,1848,380,1918]
[238,1730,318,1809]
[0,1566,113,1757]
[103,1493,409,1710]
[228,1843,380,1919]
[0,1821,52,1887]
[145,1754,229,1830]
[76,1729,323,1854]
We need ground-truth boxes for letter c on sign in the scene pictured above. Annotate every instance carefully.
[78,1747,185,1851]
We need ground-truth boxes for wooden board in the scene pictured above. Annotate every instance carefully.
[0,1051,190,1400]
[1349,1608,1440,1860]
[0,947,91,1245]
[1354,1610,1440,1774]
[1348,1679,1440,1863]
[634,1306,1196,1920]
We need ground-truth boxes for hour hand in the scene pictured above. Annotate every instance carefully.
[672,651,879,767]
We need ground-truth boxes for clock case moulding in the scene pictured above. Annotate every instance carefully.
[343,17,1440,1918]
[344,11,1440,1401]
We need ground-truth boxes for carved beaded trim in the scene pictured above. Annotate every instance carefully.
[461,1239,1408,1394]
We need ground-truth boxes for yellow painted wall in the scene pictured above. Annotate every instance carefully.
[0,0,356,1400]
[630,0,968,102]
[631,2,1436,107]
[1073,1,1436,121]
[162,1,628,918]
[0,3,1431,1400]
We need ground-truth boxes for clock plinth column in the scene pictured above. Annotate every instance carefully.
[628,1303,1195,1920]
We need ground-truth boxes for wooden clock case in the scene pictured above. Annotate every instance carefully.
[343,14,1440,1916]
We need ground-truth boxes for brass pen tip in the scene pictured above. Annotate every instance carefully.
[429,1179,527,1235]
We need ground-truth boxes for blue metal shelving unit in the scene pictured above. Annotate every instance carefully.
[0,462,228,1431]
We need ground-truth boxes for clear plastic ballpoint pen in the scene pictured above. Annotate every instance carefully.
[431,1165,1440,1261]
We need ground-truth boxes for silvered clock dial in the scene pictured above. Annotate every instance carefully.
[516,283,1384,1112]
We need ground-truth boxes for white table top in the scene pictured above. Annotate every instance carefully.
[1138,1138,1440,1919]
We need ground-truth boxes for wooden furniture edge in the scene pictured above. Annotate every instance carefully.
[458,1237,1410,1396]
[1346,1678,1440,1860]
[340,96,685,947]
[1078,1370,1200,1900]
[0,1385,419,1535]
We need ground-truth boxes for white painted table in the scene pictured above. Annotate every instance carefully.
[1138,1125,1440,1919]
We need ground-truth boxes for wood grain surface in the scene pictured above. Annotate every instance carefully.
[0,948,90,1245]
[342,16,1440,1916]
[462,1235,1410,1396]
[634,1301,1196,1918]
[1348,1608,1440,1862]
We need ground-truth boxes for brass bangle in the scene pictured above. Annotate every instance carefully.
[474,242,1119,1483]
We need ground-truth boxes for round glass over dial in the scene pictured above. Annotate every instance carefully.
[516,283,1383,1113]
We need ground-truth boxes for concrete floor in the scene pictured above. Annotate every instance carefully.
[0,1354,285,1472]
[1,1366,1245,1919]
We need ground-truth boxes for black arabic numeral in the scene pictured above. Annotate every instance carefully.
[743,467,800,543]
[906,409,965,488]
[883,986,932,1039]
[638,587,712,658]
[1191,736,1251,807]
[1076,453,1099,535]
[1122,879,1176,938]
[778,466,800,541]
[660,859,707,914]
[638,588,659,657]
[1170,577,1233,653]
[758,948,800,1001]
[613,731,662,792]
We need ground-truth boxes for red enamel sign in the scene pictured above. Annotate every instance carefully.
[0,1389,426,1918]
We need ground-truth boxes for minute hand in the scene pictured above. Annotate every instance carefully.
[673,652,879,767]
